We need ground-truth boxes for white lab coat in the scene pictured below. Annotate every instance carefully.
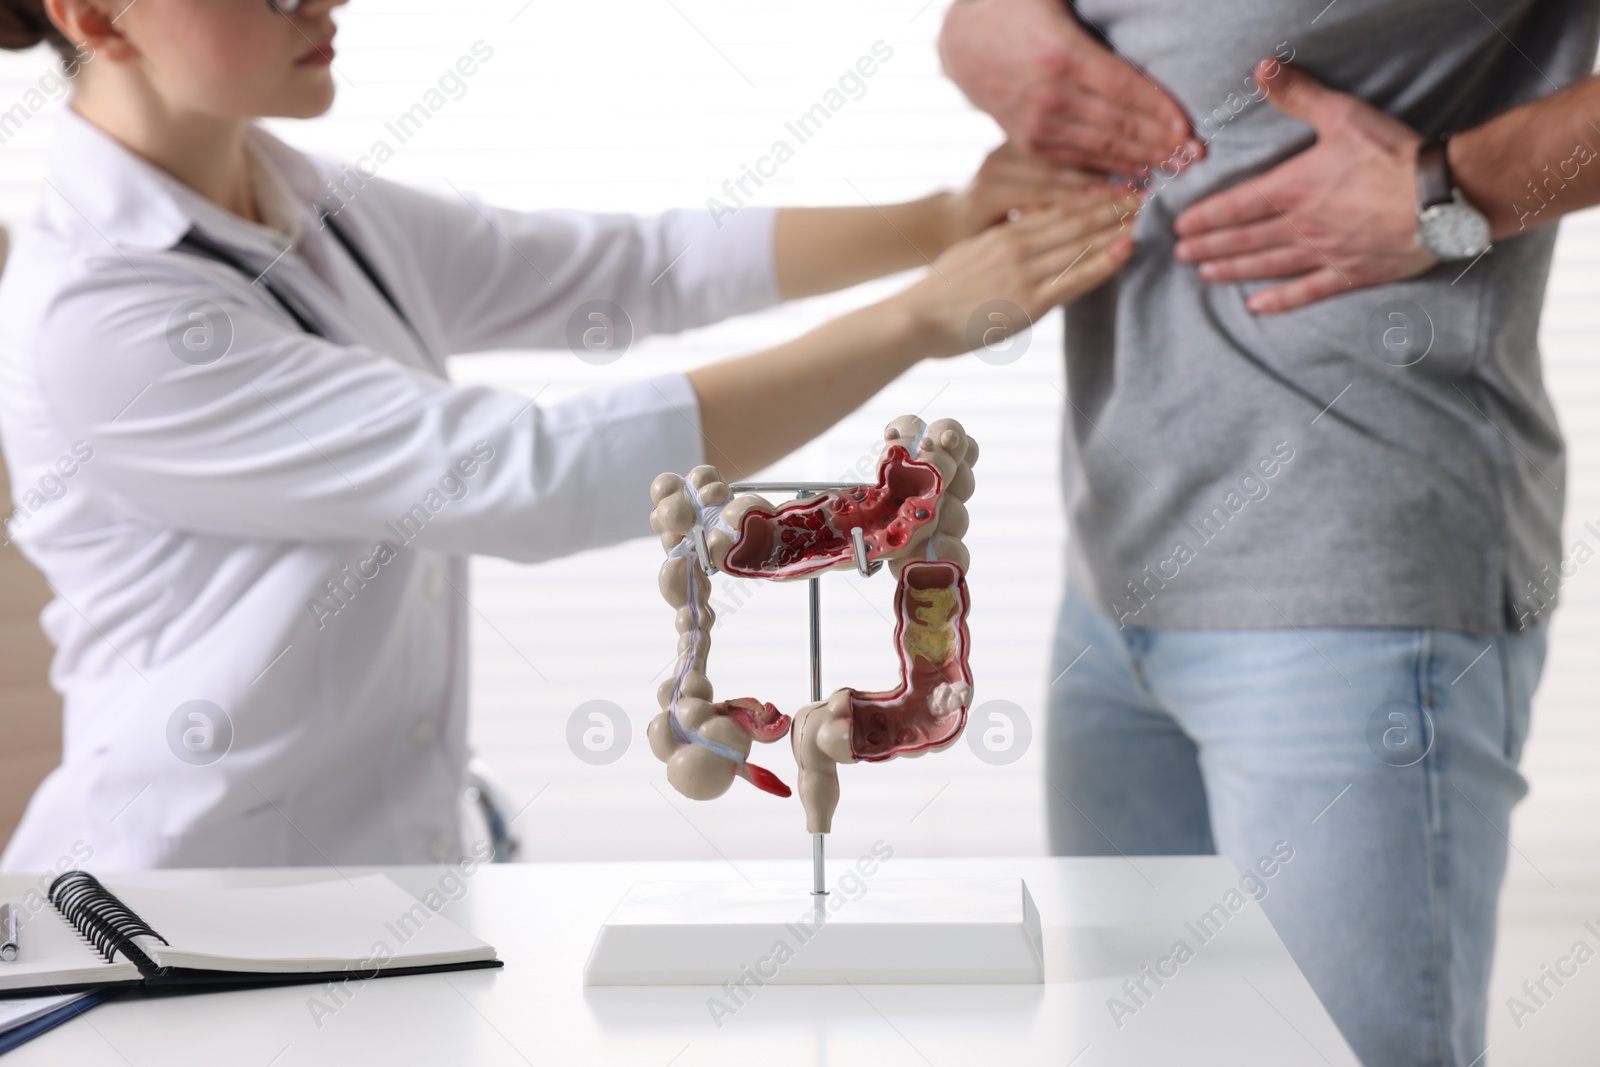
[0,108,777,870]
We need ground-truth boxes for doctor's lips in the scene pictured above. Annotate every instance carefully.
[295,35,336,66]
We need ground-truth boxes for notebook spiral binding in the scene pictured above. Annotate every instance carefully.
[48,871,170,975]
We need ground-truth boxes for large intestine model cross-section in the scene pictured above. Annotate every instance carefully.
[646,416,977,835]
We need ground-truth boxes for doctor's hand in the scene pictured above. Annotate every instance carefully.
[891,194,1141,360]
[1173,60,1436,314]
[939,0,1197,175]
[691,194,1136,479]
[942,142,1125,245]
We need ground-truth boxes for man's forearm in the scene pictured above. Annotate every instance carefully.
[1451,74,1600,238]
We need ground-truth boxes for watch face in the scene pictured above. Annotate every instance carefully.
[1418,202,1491,261]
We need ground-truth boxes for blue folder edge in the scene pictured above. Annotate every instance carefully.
[0,989,110,1057]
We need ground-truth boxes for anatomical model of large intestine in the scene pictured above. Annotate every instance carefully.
[647,416,977,835]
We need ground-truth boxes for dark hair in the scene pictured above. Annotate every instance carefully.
[0,0,73,59]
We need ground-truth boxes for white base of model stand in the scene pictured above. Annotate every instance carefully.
[582,878,1044,985]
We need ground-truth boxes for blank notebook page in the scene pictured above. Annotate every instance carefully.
[106,873,494,974]
[0,893,142,992]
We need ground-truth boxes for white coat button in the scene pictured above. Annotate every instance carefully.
[430,832,454,863]
[411,717,437,745]
[425,565,444,598]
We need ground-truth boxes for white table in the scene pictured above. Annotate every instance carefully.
[8,857,1359,1065]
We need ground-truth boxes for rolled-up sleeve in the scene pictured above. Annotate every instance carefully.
[34,260,707,561]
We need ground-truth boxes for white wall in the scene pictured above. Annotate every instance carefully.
[1,2,1596,1053]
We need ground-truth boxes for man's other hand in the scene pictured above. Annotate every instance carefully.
[1173,59,1438,314]
[939,0,1198,175]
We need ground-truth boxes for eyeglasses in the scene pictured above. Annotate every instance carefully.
[268,0,305,12]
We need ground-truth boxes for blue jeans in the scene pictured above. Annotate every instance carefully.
[1046,584,1548,1067]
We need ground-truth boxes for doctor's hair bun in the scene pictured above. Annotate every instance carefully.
[0,0,72,57]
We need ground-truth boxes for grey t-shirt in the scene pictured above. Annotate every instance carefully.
[1063,0,1600,634]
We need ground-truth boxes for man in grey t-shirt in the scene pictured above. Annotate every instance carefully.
[941,1,1600,1063]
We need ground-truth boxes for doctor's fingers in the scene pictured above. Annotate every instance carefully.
[931,197,1133,294]
[1022,217,1136,275]
[1032,228,1136,308]
[1010,195,1143,246]
[1011,195,1139,238]
[978,144,1118,200]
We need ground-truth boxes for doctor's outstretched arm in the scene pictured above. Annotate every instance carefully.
[769,142,1125,299]
[691,196,1136,479]
[31,203,1130,567]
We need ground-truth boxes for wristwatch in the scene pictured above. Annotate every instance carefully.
[1415,138,1491,261]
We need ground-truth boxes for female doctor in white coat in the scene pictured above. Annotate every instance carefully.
[0,0,1138,869]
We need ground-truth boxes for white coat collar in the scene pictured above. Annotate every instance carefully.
[44,105,327,257]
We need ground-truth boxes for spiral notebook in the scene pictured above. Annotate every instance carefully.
[0,870,501,997]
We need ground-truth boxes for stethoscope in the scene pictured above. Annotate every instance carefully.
[173,206,419,344]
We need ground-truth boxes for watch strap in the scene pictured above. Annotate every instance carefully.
[1416,139,1453,210]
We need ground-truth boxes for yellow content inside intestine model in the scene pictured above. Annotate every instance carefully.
[904,582,959,664]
